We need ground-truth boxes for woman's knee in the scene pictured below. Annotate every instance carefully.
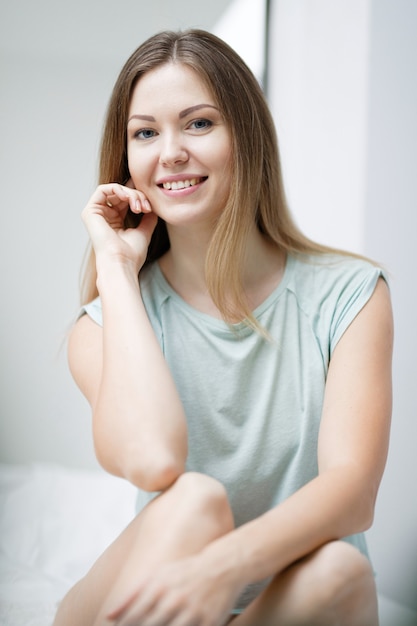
[313,541,374,592]
[177,472,233,527]
[174,472,233,524]
[307,541,377,623]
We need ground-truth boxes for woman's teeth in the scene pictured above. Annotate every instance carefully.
[162,178,202,190]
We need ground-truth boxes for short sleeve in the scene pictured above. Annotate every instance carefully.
[329,265,387,355]
[79,297,103,327]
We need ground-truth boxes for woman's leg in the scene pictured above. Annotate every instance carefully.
[234,541,378,626]
[53,472,234,626]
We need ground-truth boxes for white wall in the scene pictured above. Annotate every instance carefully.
[269,0,417,613]
[213,0,266,84]
[269,0,371,253]
[0,0,232,469]
[364,0,417,611]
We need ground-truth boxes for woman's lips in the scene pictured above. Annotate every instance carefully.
[157,176,208,195]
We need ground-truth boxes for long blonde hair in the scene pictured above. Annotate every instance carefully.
[81,29,342,325]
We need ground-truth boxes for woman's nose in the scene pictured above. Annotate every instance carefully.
[159,133,189,167]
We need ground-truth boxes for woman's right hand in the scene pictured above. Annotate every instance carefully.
[81,182,158,273]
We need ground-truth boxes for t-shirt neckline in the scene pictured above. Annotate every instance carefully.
[150,253,294,332]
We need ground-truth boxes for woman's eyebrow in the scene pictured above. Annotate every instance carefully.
[128,104,218,124]
[179,104,219,118]
[128,114,156,123]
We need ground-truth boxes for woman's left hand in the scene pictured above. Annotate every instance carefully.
[106,553,243,626]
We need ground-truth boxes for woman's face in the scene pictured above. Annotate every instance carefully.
[127,62,232,229]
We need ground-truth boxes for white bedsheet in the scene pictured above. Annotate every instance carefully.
[0,463,136,626]
[1,462,416,626]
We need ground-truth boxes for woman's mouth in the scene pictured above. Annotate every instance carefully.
[158,177,208,190]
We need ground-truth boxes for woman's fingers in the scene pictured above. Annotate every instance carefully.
[100,183,152,215]
[80,183,156,269]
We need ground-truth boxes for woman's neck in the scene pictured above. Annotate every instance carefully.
[158,223,216,314]
[158,223,286,318]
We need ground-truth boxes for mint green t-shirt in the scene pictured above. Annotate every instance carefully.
[83,252,385,608]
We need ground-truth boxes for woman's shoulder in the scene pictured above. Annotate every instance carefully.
[289,251,386,296]
[288,251,388,354]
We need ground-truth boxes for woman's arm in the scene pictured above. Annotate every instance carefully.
[68,184,188,492]
[201,276,393,585]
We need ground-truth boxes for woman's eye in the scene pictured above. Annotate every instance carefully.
[134,128,157,140]
[189,118,213,131]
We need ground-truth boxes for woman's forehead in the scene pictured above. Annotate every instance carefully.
[129,63,219,114]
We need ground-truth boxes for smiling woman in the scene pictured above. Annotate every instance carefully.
[126,63,232,232]
[80,28,292,328]
[53,28,393,626]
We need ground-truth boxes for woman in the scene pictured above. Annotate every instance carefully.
[54,29,393,626]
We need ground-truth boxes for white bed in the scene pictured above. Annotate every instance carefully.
[0,463,136,626]
[1,462,416,626]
